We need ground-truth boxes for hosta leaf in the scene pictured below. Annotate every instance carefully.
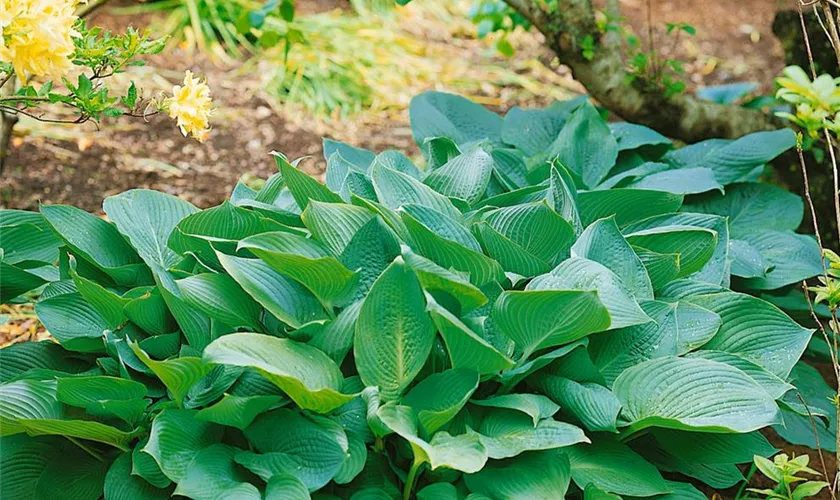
[614,356,781,433]
[371,163,461,219]
[428,299,515,375]
[276,154,344,209]
[677,129,796,185]
[56,375,147,423]
[464,450,571,500]
[625,225,717,277]
[21,418,136,450]
[176,272,263,331]
[144,409,224,482]
[217,252,328,330]
[372,149,423,179]
[265,473,311,500]
[0,341,89,383]
[301,201,375,256]
[493,288,610,358]
[132,438,171,489]
[33,444,109,500]
[424,147,494,205]
[549,101,619,188]
[686,350,793,399]
[502,98,585,156]
[195,394,283,430]
[424,136,462,170]
[578,189,683,227]
[323,138,376,169]
[377,403,488,473]
[203,332,354,413]
[609,122,671,157]
[103,189,199,268]
[239,231,360,310]
[401,368,479,435]
[572,217,653,299]
[528,258,651,331]
[0,210,61,265]
[476,409,589,459]
[589,300,721,385]
[334,435,367,484]
[174,444,261,500]
[68,259,128,329]
[40,204,148,286]
[533,375,622,432]
[470,394,560,426]
[240,409,348,490]
[418,483,459,500]
[325,151,367,194]
[0,380,61,436]
[308,300,362,365]
[168,201,282,270]
[686,182,803,234]
[403,247,488,314]
[627,167,722,195]
[409,91,503,146]
[104,452,171,500]
[339,217,402,300]
[152,266,213,350]
[35,292,108,352]
[355,259,435,400]
[625,212,730,286]
[736,230,821,290]
[123,286,178,335]
[564,439,670,497]
[688,291,813,378]
[652,428,776,464]
[0,435,64,500]
[775,362,837,452]
[482,201,576,270]
[130,344,210,407]
[0,262,47,303]
[729,238,767,278]
[547,163,583,233]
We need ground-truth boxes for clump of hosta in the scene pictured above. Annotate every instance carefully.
[0,91,825,499]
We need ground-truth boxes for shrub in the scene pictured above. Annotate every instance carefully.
[0,91,824,499]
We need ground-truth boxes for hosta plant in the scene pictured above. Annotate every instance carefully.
[0,91,825,499]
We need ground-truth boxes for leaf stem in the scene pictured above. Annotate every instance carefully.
[403,458,423,500]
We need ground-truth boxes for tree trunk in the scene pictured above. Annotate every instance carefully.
[503,0,784,142]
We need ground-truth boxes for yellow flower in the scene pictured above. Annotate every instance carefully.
[164,70,213,142]
[0,0,80,84]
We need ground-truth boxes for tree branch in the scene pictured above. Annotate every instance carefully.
[504,0,784,142]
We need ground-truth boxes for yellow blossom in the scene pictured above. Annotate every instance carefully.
[0,0,80,84]
[164,70,213,142]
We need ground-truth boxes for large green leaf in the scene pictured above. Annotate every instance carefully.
[409,91,503,146]
[548,102,618,188]
[32,443,109,500]
[0,435,64,500]
[40,204,148,286]
[174,444,261,500]
[0,380,61,436]
[685,182,803,234]
[528,258,651,331]
[144,409,224,482]
[470,394,559,426]
[0,261,48,303]
[624,225,717,277]
[572,217,653,299]
[403,247,488,314]
[0,341,89,383]
[276,154,344,209]
[428,299,515,375]
[371,163,461,219]
[564,440,670,497]
[355,259,435,400]
[493,288,610,358]
[104,452,171,500]
[577,189,683,227]
[20,418,137,450]
[401,368,479,435]
[239,231,360,310]
[377,403,488,473]
[502,98,586,155]
[736,230,822,290]
[301,201,375,256]
[56,375,147,424]
[476,409,589,459]
[688,291,813,378]
[465,450,572,500]
[176,272,263,331]
[35,292,108,352]
[533,374,622,433]
[240,409,349,490]
[129,344,209,406]
[589,300,721,385]
[0,209,61,266]
[103,189,199,268]
[203,332,354,413]
[614,356,781,433]
[424,148,494,205]
[217,252,328,329]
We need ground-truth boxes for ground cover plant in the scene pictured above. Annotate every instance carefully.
[0,91,826,499]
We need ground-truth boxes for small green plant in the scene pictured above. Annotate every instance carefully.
[0,91,822,499]
[749,454,829,500]
[623,20,695,97]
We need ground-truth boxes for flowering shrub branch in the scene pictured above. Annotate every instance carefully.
[0,0,213,172]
